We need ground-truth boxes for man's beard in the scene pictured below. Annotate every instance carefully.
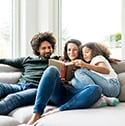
[41,53,52,59]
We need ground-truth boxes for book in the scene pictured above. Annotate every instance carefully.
[49,59,75,81]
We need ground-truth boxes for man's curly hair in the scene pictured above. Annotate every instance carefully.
[30,32,56,56]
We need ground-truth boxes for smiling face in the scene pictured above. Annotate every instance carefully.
[67,43,79,61]
[82,46,93,62]
[38,41,54,59]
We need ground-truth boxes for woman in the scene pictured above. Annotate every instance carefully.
[71,42,120,106]
[22,39,102,126]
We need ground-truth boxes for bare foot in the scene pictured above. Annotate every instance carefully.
[41,108,60,117]
[27,113,41,125]
[24,108,60,126]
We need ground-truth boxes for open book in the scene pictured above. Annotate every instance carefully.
[49,59,75,81]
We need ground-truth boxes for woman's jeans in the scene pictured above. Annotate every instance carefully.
[33,66,102,115]
[0,82,37,115]
[71,68,120,97]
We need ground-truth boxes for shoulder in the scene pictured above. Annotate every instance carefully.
[22,56,40,62]
[92,55,106,61]
[91,55,107,65]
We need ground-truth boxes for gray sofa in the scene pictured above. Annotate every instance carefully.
[0,61,125,126]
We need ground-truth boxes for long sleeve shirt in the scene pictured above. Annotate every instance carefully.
[0,56,56,86]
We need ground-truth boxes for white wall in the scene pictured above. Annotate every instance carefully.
[37,0,60,55]
[13,0,125,59]
[13,0,38,57]
[122,0,125,60]
[13,0,59,57]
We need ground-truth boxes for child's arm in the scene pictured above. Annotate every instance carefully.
[109,58,121,63]
[72,59,109,74]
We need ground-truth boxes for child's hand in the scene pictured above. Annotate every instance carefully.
[72,59,86,68]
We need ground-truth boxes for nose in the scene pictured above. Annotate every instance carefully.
[70,50,75,54]
[46,48,51,52]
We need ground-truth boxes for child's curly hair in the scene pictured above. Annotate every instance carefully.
[80,42,111,62]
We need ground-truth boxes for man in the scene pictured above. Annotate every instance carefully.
[0,32,57,115]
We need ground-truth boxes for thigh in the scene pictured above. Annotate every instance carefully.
[75,69,120,97]
[0,88,37,115]
[0,82,22,98]
[75,69,95,85]
[76,69,106,85]
[12,88,37,105]
[59,85,102,111]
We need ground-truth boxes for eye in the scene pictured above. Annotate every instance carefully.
[68,49,71,51]
[48,46,51,49]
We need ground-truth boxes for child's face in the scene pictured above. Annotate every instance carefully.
[67,43,79,61]
[82,46,93,62]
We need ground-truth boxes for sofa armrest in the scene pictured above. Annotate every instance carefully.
[0,64,22,84]
[0,64,21,72]
[110,61,125,102]
[111,61,125,74]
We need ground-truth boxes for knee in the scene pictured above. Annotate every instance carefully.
[45,66,60,76]
[75,68,88,76]
[46,66,59,73]
[90,85,102,95]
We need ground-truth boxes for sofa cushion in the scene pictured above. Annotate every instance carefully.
[9,105,56,124]
[35,103,125,126]
[0,64,22,84]
[118,72,125,101]
[0,116,21,126]
[9,106,34,123]
[0,64,21,72]
[0,72,21,84]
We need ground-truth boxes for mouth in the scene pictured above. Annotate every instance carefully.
[45,53,51,57]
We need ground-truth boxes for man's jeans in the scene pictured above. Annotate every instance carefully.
[33,66,102,115]
[0,82,37,115]
[71,68,120,97]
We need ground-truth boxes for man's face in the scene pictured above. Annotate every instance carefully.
[38,41,54,59]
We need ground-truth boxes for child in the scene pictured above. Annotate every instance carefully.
[71,42,120,107]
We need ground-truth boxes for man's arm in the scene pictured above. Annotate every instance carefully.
[0,57,25,68]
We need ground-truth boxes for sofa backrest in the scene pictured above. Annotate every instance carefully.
[111,61,125,102]
[0,64,22,84]
[111,61,125,74]
[0,62,125,102]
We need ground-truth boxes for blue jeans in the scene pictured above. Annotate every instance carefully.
[33,66,102,115]
[0,83,37,115]
[71,68,120,97]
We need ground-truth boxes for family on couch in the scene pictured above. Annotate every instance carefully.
[0,32,120,126]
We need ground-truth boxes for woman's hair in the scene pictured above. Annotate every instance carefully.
[64,39,82,61]
[30,32,56,56]
[80,42,111,62]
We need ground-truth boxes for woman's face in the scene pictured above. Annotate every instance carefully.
[82,46,93,62]
[67,43,79,61]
